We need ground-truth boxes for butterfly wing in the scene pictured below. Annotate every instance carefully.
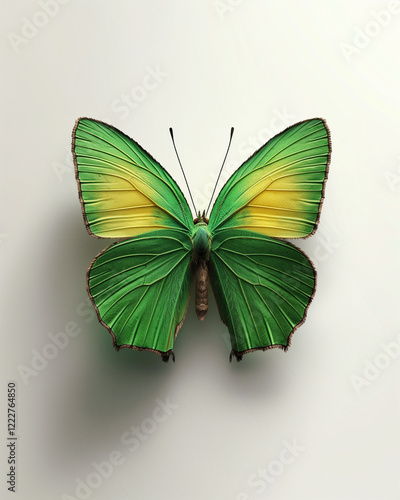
[73,118,194,238]
[73,118,195,358]
[208,118,330,238]
[87,229,193,360]
[208,119,330,359]
[210,230,315,360]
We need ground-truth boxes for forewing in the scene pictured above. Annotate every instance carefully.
[208,119,330,238]
[73,118,194,238]
[88,230,193,357]
[210,230,316,359]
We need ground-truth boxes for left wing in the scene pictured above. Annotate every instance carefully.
[210,229,316,360]
[87,230,193,360]
[73,118,194,238]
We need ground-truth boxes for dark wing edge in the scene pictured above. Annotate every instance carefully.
[72,117,99,238]
[304,118,332,239]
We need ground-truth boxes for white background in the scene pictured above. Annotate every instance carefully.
[1,1,400,499]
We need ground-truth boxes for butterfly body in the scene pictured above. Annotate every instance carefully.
[73,117,330,362]
[191,218,212,321]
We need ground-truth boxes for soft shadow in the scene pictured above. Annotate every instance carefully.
[191,290,295,400]
[41,206,176,468]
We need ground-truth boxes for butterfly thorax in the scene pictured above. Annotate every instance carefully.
[192,222,211,260]
[192,221,211,321]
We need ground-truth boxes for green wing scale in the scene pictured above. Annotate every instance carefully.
[73,117,330,361]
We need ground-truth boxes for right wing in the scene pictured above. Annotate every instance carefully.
[208,118,330,238]
[210,229,316,360]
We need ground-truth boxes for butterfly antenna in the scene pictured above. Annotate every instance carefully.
[206,127,234,216]
[169,128,197,214]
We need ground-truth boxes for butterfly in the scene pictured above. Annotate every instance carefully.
[72,117,330,362]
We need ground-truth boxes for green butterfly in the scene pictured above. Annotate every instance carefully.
[72,117,330,362]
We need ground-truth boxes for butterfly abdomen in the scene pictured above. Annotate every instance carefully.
[192,221,211,321]
[195,260,208,321]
